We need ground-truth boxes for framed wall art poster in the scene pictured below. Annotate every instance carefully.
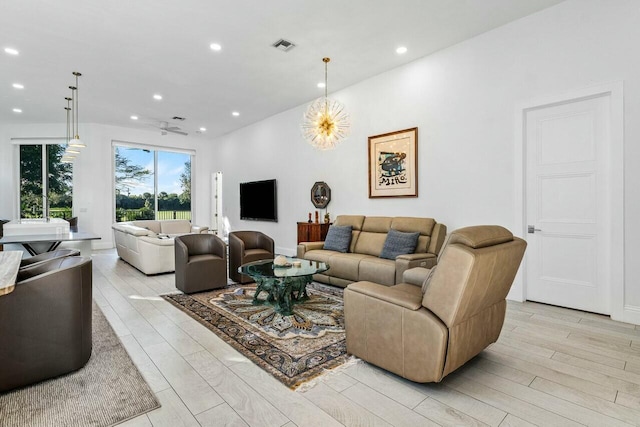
[368,127,418,198]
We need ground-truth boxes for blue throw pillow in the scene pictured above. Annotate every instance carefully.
[380,229,420,260]
[323,225,352,253]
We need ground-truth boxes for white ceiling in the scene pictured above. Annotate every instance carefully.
[0,0,565,138]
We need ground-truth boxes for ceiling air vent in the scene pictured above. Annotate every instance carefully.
[272,39,296,52]
[172,116,186,121]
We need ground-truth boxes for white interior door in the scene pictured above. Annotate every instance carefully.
[525,94,611,314]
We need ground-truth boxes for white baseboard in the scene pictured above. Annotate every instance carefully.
[622,305,640,326]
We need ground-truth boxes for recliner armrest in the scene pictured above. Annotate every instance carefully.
[395,253,436,262]
[402,267,431,286]
[394,253,437,285]
[346,281,422,311]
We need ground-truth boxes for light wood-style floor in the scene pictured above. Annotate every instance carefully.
[90,249,640,427]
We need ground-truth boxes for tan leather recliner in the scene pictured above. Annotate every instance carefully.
[344,225,526,383]
[229,231,275,284]
[175,234,227,293]
[0,256,93,392]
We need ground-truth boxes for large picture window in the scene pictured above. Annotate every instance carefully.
[114,145,192,222]
[19,144,73,219]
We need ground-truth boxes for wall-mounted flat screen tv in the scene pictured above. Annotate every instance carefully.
[240,179,277,222]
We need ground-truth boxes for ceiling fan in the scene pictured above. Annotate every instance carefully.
[136,117,189,136]
[156,121,188,136]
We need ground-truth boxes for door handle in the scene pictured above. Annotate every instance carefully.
[527,225,542,234]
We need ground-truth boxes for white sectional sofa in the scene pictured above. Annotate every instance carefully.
[112,219,208,275]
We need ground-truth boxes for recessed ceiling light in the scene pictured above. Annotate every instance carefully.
[130,115,138,120]
[4,47,19,55]
[231,111,240,117]
[12,83,24,89]
[12,108,22,113]
[199,127,206,132]
[317,82,326,88]
[210,43,222,51]
[396,46,408,54]
[153,94,162,100]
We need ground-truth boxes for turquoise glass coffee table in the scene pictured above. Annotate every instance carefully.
[239,257,329,315]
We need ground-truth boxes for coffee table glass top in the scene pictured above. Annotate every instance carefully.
[239,257,328,279]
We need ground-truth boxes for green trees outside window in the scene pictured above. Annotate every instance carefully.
[20,144,73,219]
[114,146,192,222]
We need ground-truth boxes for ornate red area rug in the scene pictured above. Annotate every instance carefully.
[162,283,347,389]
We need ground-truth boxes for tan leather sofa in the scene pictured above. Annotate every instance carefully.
[297,215,446,287]
[112,219,208,275]
[344,225,526,383]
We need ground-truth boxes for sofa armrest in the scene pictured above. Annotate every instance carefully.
[112,223,154,237]
[346,281,422,311]
[191,225,209,234]
[395,253,437,285]
[297,241,325,258]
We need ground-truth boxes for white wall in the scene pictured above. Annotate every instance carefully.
[0,123,215,249]
[2,0,638,321]
[212,0,640,318]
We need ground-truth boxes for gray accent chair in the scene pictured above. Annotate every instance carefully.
[229,231,275,284]
[0,256,93,392]
[175,234,227,293]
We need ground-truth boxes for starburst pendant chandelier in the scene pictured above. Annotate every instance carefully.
[301,57,350,150]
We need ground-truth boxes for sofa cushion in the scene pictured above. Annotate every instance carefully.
[391,217,435,253]
[116,224,155,237]
[160,220,192,235]
[358,256,396,286]
[131,220,161,234]
[334,215,365,252]
[326,253,369,281]
[323,225,352,253]
[304,249,335,264]
[353,217,392,257]
[380,229,420,260]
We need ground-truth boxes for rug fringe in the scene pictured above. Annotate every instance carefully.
[295,356,363,393]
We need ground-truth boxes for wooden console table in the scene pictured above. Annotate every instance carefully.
[297,222,330,244]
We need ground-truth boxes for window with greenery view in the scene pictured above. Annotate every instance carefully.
[114,146,192,222]
[20,144,73,219]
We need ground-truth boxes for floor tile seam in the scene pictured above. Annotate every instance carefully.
[344,365,508,426]
[453,370,589,427]
[340,369,427,411]
[528,376,640,425]
[339,381,438,426]
[227,363,340,426]
[500,330,631,365]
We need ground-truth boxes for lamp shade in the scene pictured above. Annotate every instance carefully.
[69,137,85,148]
